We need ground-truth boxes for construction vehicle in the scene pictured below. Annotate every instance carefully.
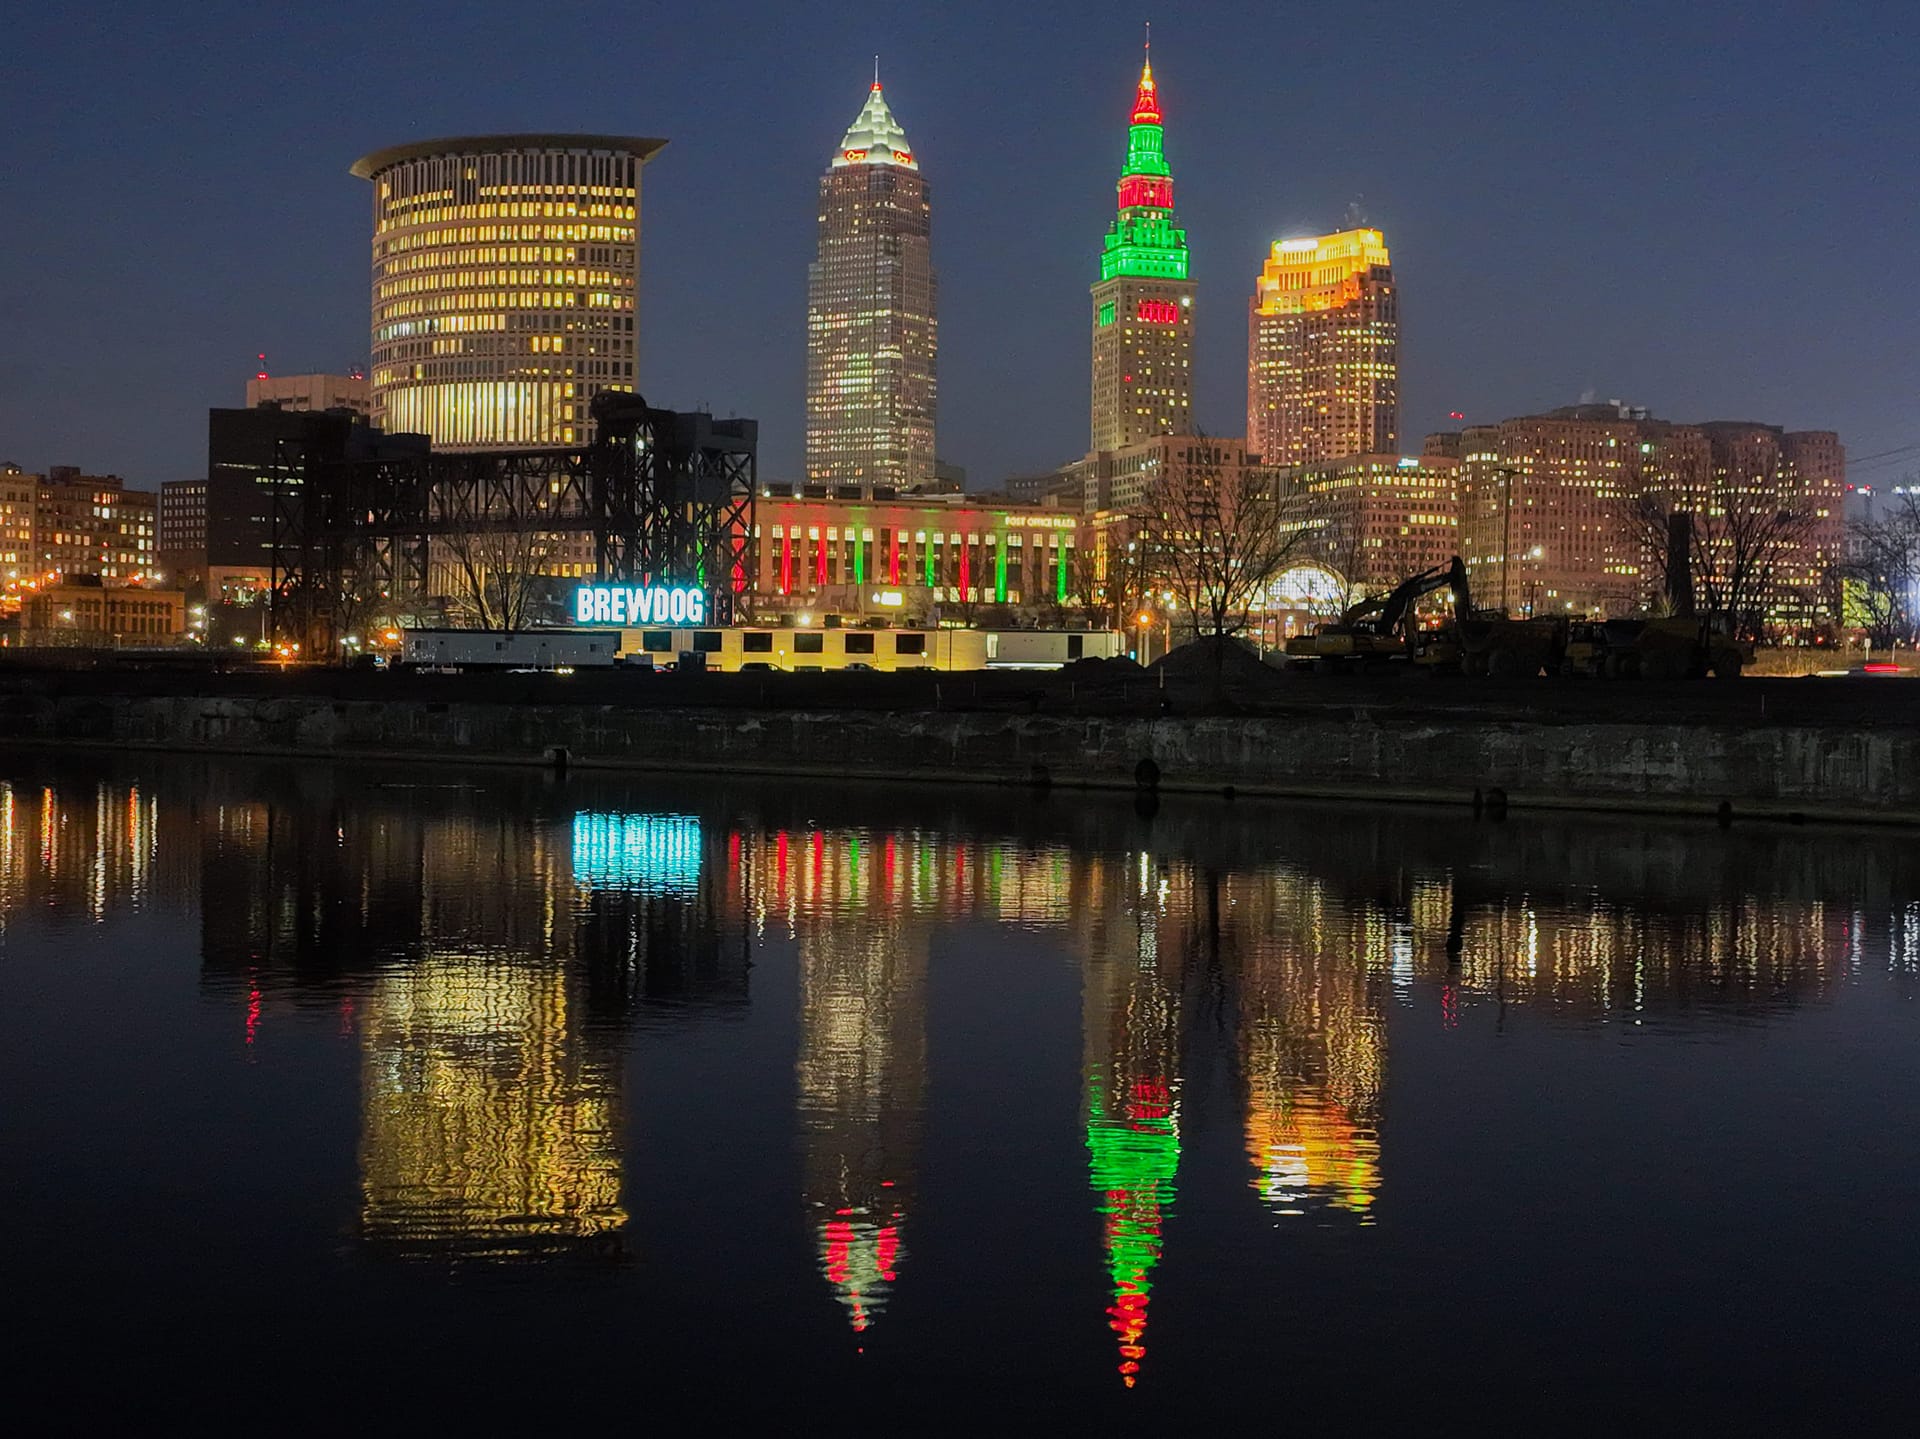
[1450,612,1569,677]
[1285,558,1470,671]
[1291,530,1747,680]
[1581,515,1750,678]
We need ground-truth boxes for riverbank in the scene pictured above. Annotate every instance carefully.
[3,677,1914,823]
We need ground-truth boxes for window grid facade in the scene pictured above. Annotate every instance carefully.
[352,135,664,450]
[1248,229,1399,466]
[805,83,938,495]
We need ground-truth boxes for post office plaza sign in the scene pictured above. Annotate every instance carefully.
[573,584,707,626]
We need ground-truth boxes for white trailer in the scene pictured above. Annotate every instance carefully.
[983,630,1125,669]
[401,628,620,671]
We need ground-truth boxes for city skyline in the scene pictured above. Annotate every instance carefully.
[0,1,1910,492]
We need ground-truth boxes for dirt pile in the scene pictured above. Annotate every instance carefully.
[1148,636,1285,689]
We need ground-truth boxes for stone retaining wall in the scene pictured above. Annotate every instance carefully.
[4,691,1914,822]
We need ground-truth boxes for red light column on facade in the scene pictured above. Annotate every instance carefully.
[959,541,970,596]
[1117,175,1172,209]
[889,531,900,584]
[780,532,793,593]
[816,532,829,585]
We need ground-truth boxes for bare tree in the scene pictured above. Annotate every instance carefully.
[1068,523,1149,631]
[436,524,549,632]
[1138,446,1310,645]
[1299,507,1371,617]
[1844,489,1920,648]
[1634,480,1825,639]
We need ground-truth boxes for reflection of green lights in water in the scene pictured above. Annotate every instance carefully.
[1086,1068,1181,1387]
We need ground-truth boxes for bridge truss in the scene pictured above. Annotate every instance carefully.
[268,393,755,655]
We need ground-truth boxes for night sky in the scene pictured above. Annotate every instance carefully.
[2,0,1914,489]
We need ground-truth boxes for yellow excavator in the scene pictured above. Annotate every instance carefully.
[1285,558,1471,671]
[1289,555,1571,677]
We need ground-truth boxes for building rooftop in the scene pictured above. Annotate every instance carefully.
[832,81,916,170]
[350,133,668,178]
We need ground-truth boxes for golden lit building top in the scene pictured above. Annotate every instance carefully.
[351,133,664,450]
[1252,229,1393,315]
[1248,227,1399,466]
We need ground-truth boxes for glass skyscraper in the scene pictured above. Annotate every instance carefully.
[805,78,937,495]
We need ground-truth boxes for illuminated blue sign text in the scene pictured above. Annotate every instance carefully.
[574,584,706,626]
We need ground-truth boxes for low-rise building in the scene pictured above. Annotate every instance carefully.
[749,492,1083,623]
[245,370,371,417]
[20,580,185,646]
[30,467,159,586]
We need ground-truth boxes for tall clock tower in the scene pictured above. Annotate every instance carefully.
[1090,44,1193,453]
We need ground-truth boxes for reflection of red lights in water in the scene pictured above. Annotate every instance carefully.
[822,1218,865,1330]
[821,1212,903,1334]
[1441,982,1459,1029]
[245,967,261,1047]
[1130,1080,1171,1124]
[775,830,789,893]
[1104,1192,1162,1388]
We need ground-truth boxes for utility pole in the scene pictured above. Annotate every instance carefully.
[1494,467,1520,615]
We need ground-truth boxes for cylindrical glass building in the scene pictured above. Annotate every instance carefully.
[350,134,666,450]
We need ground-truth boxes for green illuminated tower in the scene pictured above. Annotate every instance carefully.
[1090,43,1194,453]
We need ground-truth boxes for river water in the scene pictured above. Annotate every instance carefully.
[2,754,1916,1424]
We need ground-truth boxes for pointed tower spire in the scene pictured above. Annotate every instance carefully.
[1132,28,1160,124]
[834,71,917,169]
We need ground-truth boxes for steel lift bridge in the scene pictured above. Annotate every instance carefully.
[267,393,756,657]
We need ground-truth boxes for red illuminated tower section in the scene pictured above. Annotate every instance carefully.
[1090,44,1194,453]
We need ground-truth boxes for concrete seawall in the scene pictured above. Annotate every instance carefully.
[4,689,1914,823]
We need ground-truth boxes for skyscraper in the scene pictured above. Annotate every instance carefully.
[350,134,664,450]
[1090,46,1193,454]
[805,75,937,496]
[1248,228,1399,465]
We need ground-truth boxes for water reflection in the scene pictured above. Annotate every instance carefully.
[1083,861,1185,1389]
[794,906,924,1332]
[3,761,1915,1398]
[358,950,628,1258]
[1236,874,1386,1221]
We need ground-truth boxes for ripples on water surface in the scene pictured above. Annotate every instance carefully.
[2,756,1917,1423]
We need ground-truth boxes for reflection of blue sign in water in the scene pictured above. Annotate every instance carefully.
[573,584,706,626]
[571,813,703,893]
